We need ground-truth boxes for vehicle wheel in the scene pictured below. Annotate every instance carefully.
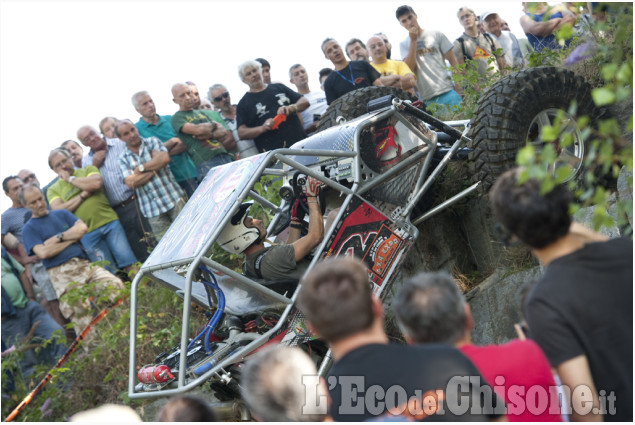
[467,66,603,191]
[316,86,417,132]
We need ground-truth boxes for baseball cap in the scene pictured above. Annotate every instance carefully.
[481,11,497,21]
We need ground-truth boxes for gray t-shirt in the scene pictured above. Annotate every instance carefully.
[245,244,311,281]
[400,29,454,100]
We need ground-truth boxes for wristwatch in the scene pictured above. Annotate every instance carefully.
[139,164,145,173]
[57,232,64,242]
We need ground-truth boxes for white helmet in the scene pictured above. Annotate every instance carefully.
[217,202,261,254]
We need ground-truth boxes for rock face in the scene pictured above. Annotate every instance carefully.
[399,196,505,281]
[464,180,631,345]
[393,166,632,346]
[466,267,541,345]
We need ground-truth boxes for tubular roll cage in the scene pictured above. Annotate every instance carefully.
[128,99,476,399]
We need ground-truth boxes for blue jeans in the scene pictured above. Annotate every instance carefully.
[81,220,137,271]
[196,154,233,183]
[1,301,66,377]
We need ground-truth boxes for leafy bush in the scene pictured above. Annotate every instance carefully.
[516,3,633,232]
[1,271,190,421]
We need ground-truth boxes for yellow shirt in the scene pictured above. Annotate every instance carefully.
[371,60,415,78]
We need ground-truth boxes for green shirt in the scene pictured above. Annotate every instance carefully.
[245,244,310,281]
[46,166,118,233]
[170,109,229,166]
[1,254,28,309]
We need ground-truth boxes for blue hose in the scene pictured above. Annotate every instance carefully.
[186,267,226,354]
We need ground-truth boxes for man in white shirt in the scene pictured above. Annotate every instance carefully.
[482,11,525,69]
[289,64,327,134]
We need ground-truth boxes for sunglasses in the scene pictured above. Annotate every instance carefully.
[212,92,230,102]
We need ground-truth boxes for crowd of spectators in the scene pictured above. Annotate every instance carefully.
[2,2,622,421]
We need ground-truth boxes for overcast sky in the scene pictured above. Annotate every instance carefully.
[0,0,530,212]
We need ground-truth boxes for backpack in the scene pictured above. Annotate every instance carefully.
[457,33,497,61]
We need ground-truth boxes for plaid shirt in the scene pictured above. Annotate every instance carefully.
[119,136,185,218]
[83,138,134,205]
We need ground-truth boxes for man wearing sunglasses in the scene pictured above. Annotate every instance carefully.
[208,84,258,158]
[170,82,236,182]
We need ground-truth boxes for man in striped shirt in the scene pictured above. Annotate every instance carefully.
[77,125,152,261]
[116,120,186,241]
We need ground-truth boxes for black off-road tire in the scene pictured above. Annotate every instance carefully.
[316,86,417,132]
[467,66,603,191]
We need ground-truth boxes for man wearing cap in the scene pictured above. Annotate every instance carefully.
[482,11,525,68]
[453,6,507,78]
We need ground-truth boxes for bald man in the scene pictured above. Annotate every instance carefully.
[367,35,416,93]
[170,82,235,182]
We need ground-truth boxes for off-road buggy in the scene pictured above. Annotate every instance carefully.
[127,67,600,406]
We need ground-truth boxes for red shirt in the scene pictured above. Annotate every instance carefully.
[460,339,564,421]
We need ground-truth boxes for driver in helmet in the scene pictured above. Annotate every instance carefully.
[218,176,324,281]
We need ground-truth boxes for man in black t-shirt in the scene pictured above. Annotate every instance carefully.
[297,258,503,422]
[490,168,633,422]
[321,38,382,105]
[236,60,308,153]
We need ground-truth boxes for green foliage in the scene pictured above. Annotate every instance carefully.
[446,53,508,119]
[516,3,633,233]
[1,272,188,421]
